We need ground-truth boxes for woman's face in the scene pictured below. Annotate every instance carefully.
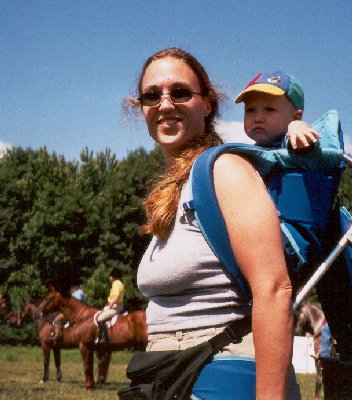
[140,57,211,163]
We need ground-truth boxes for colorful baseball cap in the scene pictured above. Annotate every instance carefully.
[235,71,304,110]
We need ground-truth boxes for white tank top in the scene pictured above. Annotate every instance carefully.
[137,181,251,334]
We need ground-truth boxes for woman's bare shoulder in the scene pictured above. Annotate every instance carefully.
[213,153,263,189]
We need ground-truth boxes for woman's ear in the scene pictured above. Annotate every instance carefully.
[204,97,212,117]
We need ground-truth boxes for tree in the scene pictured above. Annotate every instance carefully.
[0,145,163,314]
[0,147,78,304]
[339,167,352,210]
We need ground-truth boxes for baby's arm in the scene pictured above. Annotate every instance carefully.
[287,120,321,150]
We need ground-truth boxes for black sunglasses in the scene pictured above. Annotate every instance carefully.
[138,88,204,107]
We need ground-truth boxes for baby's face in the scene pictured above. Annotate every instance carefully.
[243,92,298,145]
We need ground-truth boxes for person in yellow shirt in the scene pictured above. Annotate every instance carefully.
[96,268,124,344]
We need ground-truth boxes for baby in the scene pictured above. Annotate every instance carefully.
[235,70,320,151]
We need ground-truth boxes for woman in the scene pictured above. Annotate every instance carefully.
[129,48,299,399]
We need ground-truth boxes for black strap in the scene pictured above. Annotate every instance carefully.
[208,317,252,353]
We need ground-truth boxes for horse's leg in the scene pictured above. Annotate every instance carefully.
[314,359,322,400]
[314,366,319,400]
[312,335,320,400]
[95,349,111,385]
[53,347,62,382]
[41,344,50,383]
[80,342,95,390]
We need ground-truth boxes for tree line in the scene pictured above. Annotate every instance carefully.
[0,145,163,315]
[1,144,352,319]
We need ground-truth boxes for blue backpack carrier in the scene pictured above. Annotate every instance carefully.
[183,110,352,361]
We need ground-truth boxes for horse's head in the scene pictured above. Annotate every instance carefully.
[38,291,61,315]
[295,302,324,336]
[295,304,313,335]
[6,312,21,327]
[19,301,39,323]
[0,293,9,318]
[19,302,30,323]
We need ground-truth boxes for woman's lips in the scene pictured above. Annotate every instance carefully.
[157,117,182,126]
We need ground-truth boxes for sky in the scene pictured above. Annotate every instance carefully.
[1,0,352,162]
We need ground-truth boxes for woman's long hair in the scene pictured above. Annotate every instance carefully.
[130,48,225,238]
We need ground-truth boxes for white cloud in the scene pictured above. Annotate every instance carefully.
[215,120,254,145]
[343,133,352,155]
[0,141,12,158]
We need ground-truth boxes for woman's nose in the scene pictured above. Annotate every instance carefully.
[158,96,175,110]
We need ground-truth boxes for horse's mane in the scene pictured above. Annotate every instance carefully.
[56,292,99,323]
[297,302,325,336]
[305,303,323,320]
[0,292,10,303]
[26,298,41,306]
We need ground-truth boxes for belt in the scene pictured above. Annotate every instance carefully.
[209,317,252,350]
[150,317,252,343]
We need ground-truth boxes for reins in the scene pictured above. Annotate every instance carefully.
[63,311,97,326]
[40,311,61,325]
[41,294,99,326]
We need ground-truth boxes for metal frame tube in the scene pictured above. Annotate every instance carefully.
[293,152,352,310]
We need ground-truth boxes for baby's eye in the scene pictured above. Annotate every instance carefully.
[265,107,276,112]
[245,107,255,113]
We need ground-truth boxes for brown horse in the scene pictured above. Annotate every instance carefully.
[39,288,148,389]
[20,300,111,385]
[0,293,20,326]
[0,293,7,318]
[20,301,64,383]
[295,302,335,400]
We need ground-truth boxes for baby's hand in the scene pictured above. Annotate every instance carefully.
[287,120,321,150]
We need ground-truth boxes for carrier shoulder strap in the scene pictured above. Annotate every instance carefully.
[183,110,344,299]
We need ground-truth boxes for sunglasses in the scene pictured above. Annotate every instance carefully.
[138,88,204,107]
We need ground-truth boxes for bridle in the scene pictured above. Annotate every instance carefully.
[39,293,58,315]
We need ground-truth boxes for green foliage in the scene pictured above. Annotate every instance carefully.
[83,264,111,308]
[0,145,162,321]
[123,272,147,311]
[0,322,38,345]
[6,265,45,313]
[339,167,352,210]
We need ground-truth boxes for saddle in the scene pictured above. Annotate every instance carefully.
[93,311,127,329]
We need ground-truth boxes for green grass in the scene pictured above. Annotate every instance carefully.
[0,345,320,399]
[298,373,323,399]
[0,345,132,400]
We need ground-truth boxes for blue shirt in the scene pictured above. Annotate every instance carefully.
[72,288,86,303]
[320,323,333,357]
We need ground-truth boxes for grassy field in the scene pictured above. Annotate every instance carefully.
[0,345,321,399]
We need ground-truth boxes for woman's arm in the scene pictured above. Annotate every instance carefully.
[214,154,293,400]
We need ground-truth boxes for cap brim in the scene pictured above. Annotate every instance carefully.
[234,83,286,103]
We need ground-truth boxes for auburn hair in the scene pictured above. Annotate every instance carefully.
[132,48,224,238]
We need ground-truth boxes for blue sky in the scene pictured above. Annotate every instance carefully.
[1,0,352,161]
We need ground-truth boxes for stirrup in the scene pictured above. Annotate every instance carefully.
[95,335,107,344]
